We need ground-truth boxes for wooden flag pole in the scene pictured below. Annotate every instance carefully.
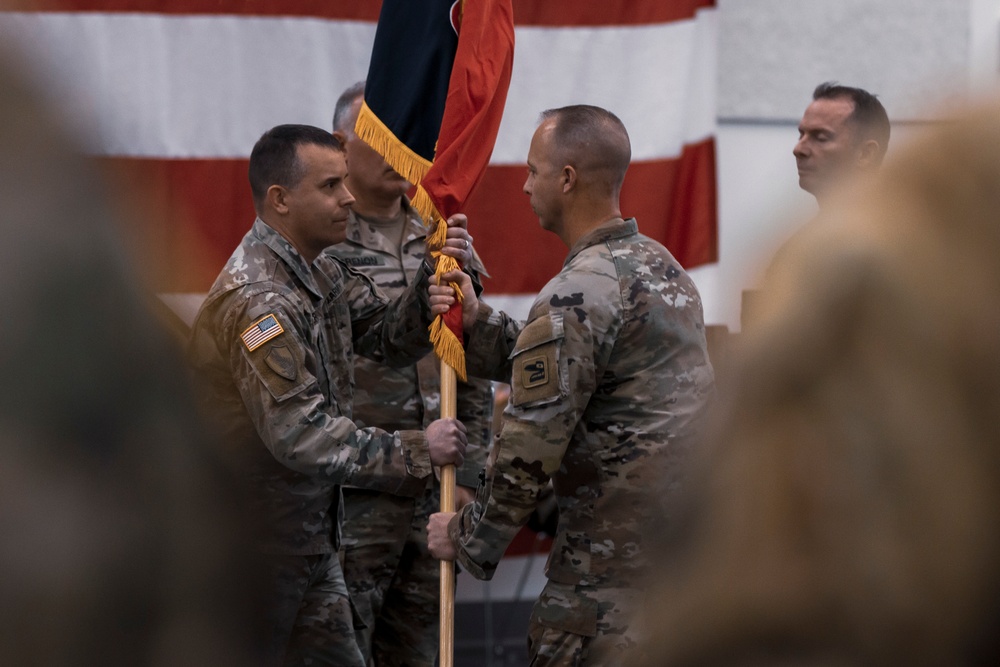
[439,360,457,667]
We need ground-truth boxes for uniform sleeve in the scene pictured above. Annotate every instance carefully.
[449,299,518,488]
[347,260,437,368]
[453,307,599,580]
[454,374,495,488]
[463,301,524,382]
[225,294,433,495]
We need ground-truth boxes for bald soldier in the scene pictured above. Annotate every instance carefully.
[427,105,716,665]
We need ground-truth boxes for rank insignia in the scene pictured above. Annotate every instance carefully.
[241,313,284,351]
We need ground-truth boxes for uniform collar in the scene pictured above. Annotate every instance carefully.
[344,198,426,253]
[563,217,638,267]
[252,217,325,299]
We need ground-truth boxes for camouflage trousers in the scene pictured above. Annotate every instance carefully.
[340,484,442,667]
[264,551,365,667]
[526,580,646,666]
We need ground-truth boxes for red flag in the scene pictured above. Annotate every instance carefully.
[357,0,514,380]
[419,0,516,223]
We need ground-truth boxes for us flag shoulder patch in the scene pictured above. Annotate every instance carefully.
[241,314,284,351]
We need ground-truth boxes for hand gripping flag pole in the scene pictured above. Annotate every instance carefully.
[357,1,513,664]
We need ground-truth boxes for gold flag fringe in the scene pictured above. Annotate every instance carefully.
[411,188,445,241]
[413,188,467,382]
[429,313,467,382]
[353,102,467,379]
[355,101,433,188]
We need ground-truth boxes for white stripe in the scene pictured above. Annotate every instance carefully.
[0,12,375,157]
[0,10,714,160]
[494,10,717,164]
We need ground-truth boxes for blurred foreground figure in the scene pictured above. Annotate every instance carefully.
[0,47,265,665]
[640,104,1000,666]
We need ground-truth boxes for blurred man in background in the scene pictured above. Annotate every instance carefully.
[794,81,890,208]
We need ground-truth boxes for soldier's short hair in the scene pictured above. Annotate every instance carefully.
[249,124,344,210]
[540,104,632,193]
[332,80,365,133]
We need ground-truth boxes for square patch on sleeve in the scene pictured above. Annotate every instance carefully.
[521,355,549,388]
[512,343,561,407]
[241,313,285,351]
[510,312,565,408]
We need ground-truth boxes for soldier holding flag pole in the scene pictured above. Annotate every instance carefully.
[426,106,716,666]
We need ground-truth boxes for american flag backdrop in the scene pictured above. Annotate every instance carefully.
[0,0,717,321]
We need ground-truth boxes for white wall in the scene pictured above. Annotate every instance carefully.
[697,0,1000,330]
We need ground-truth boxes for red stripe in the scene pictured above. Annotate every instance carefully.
[466,139,718,294]
[21,0,713,25]
[505,526,553,557]
[98,157,255,293]
[633,137,718,269]
[99,145,716,294]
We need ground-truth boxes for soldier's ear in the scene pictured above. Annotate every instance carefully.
[561,165,577,193]
[857,139,881,170]
[267,184,289,214]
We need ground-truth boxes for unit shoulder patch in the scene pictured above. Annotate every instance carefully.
[521,355,550,388]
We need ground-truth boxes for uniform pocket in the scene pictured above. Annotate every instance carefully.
[510,312,568,409]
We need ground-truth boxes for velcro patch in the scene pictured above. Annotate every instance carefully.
[512,342,561,407]
[343,255,387,268]
[521,356,549,388]
[264,345,297,381]
[241,313,285,351]
[510,312,565,408]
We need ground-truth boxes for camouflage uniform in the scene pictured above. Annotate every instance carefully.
[327,203,492,666]
[452,217,715,665]
[188,218,440,666]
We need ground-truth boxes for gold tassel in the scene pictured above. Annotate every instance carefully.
[356,103,468,379]
[416,189,467,381]
[355,102,432,187]
[410,187,443,234]
[429,316,467,382]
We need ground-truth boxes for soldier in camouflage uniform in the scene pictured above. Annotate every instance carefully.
[328,83,493,666]
[427,106,716,665]
[187,124,477,666]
